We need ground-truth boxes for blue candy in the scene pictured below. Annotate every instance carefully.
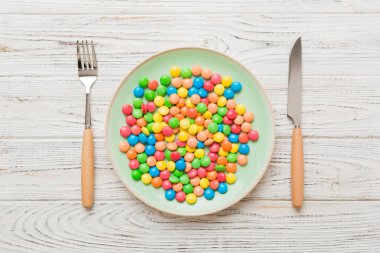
[198,88,208,98]
[133,87,144,98]
[228,133,239,143]
[145,145,156,156]
[147,134,157,145]
[165,189,176,200]
[149,166,160,177]
[197,142,205,149]
[204,188,215,200]
[127,135,138,146]
[218,124,223,132]
[231,81,242,93]
[238,144,250,155]
[188,87,198,96]
[217,183,228,194]
[224,88,234,99]
[166,86,178,96]
[138,133,147,144]
[193,77,204,88]
[175,158,186,171]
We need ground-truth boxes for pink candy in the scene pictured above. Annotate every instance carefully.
[120,126,131,138]
[162,126,173,136]
[129,159,140,169]
[211,73,222,84]
[122,104,133,115]
[248,130,259,141]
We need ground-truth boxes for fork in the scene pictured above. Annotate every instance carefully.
[77,40,97,209]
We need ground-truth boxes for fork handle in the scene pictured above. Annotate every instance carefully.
[291,127,304,209]
[82,128,94,209]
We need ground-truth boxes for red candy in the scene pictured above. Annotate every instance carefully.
[146,102,156,112]
[129,159,140,169]
[209,143,220,153]
[160,170,170,180]
[154,151,165,161]
[187,108,198,118]
[175,191,186,202]
[217,172,226,182]
[126,115,137,126]
[122,104,133,115]
[131,125,142,135]
[223,116,233,125]
[162,180,172,190]
[197,168,207,178]
[187,169,198,179]
[176,139,186,147]
[120,126,132,138]
[231,124,241,134]
[170,151,181,161]
[209,179,219,190]
[148,80,158,90]
[162,126,173,136]
[248,130,259,141]
[226,110,237,120]
[239,132,249,143]
[141,104,148,114]
[206,162,216,172]
[200,98,209,105]
[208,152,218,162]
[211,73,222,84]
[163,115,172,123]
[203,80,214,92]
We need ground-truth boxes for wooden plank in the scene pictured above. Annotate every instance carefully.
[0,14,380,77]
[1,0,380,14]
[0,138,379,201]
[1,76,379,138]
[0,200,379,252]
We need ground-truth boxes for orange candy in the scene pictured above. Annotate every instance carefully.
[155,141,166,151]
[237,155,248,166]
[197,131,208,142]
[119,141,130,153]
[234,115,244,125]
[207,171,217,181]
[208,92,218,103]
[243,111,254,123]
[171,77,182,88]
[173,183,183,192]
[170,106,180,116]
[136,118,147,127]
[187,137,198,149]
[184,153,195,162]
[207,103,218,114]
[226,99,236,109]
[126,149,137,159]
[169,94,180,104]
[202,68,212,79]
[226,163,237,173]
[154,133,165,141]
[192,65,202,76]
[151,177,162,188]
[204,119,212,128]
[183,79,193,89]
[195,116,204,126]
[134,143,145,153]
[221,141,232,152]
[217,156,227,165]
[180,107,188,116]
[190,94,201,105]
[147,156,157,167]
[167,142,178,151]
[177,98,185,108]
[190,177,200,187]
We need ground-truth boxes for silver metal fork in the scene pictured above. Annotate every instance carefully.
[77,40,97,209]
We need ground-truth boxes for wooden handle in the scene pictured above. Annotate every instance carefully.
[291,127,304,209]
[82,128,94,209]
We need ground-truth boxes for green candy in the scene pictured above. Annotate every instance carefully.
[165,149,172,161]
[132,109,143,119]
[173,169,184,177]
[169,117,179,128]
[144,90,156,101]
[156,85,167,96]
[179,174,190,185]
[160,75,171,86]
[215,165,226,172]
[223,125,231,135]
[218,107,228,116]
[191,158,201,169]
[183,184,194,194]
[227,153,237,163]
[137,153,147,163]
[196,103,207,114]
[169,175,179,184]
[212,114,223,124]
[138,77,149,88]
[177,147,186,157]
[133,98,143,109]
[188,118,195,125]
[181,68,192,79]
[164,97,173,108]
[131,169,142,181]
[200,156,211,167]
[144,112,153,123]
[139,163,150,173]
[207,122,218,134]
[146,122,153,132]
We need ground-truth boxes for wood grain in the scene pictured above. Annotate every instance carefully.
[0,138,379,201]
[0,201,379,252]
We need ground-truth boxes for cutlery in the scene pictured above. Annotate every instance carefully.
[77,40,97,209]
[287,36,304,209]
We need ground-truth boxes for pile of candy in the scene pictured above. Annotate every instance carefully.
[118,65,259,205]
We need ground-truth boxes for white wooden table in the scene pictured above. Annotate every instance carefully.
[1,1,380,252]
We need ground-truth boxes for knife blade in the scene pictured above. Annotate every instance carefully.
[287,36,304,209]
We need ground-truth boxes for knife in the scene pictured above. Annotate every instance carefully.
[287,36,304,209]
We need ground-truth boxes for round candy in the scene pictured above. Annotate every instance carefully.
[175,191,186,202]
[222,75,233,87]
[202,68,212,80]
[165,189,176,200]
[193,77,204,89]
[231,81,242,92]
[148,79,158,90]
[204,188,215,200]
[248,130,259,141]
[224,88,234,99]
[181,68,192,79]
[141,173,152,184]
[122,104,133,115]
[120,126,132,138]
[133,87,144,98]
[170,66,181,77]
[238,144,250,155]
[211,73,221,84]
[160,75,171,86]
[186,193,197,204]
[192,65,202,76]
[119,141,130,152]
[139,77,149,88]
[237,154,248,166]
[131,170,142,180]
[194,186,204,196]
[217,182,228,194]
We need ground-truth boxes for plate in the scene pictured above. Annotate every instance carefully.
[106,48,275,216]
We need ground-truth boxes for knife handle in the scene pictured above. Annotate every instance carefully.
[291,127,304,209]
[82,128,94,209]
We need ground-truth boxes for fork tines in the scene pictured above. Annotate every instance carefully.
[77,40,97,71]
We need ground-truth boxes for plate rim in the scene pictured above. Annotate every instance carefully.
[105,47,275,216]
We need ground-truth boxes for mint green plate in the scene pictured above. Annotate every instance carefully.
[106,48,275,216]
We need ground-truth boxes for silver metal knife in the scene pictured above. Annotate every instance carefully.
[287,36,304,209]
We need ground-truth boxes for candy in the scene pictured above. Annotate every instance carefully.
[119,66,260,204]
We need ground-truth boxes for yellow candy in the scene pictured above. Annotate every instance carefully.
[156,161,167,171]
[178,87,188,98]
[186,145,196,153]
[197,125,204,132]
[185,98,195,108]
[235,104,246,115]
[165,134,175,142]
[200,178,210,189]
[178,131,189,142]
[141,173,152,184]
[194,149,205,158]
[230,143,239,153]
[217,96,227,107]
[154,96,165,107]
[142,127,150,136]
[170,66,181,77]
[186,193,197,205]
[218,148,228,157]
[158,106,169,116]
[226,173,236,184]
[222,75,233,87]
[161,122,168,127]
[180,119,190,130]
[188,124,198,135]
[151,122,163,133]
[202,111,212,119]
[213,132,224,143]
[214,84,225,95]
[167,161,176,172]
[153,113,163,123]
